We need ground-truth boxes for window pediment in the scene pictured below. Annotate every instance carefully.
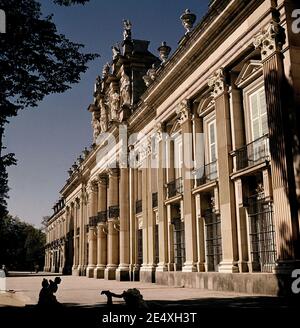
[235,60,263,88]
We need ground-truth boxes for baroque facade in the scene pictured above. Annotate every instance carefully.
[44,0,300,295]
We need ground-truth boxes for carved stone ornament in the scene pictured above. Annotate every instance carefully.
[91,113,101,143]
[99,97,108,133]
[110,92,120,121]
[98,174,107,186]
[176,99,191,124]
[208,68,226,99]
[143,64,157,87]
[154,123,164,143]
[253,21,285,61]
[120,74,131,105]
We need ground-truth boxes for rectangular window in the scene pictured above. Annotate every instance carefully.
[174,135,182,179]
[249,87,268,141]
[208,120,217,162]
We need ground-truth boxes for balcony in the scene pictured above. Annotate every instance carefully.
[166,177,183,198]
[193,161,218,187]
[152,192,158,208]
[108,205,119,218]
[234,135,269,171]
[97,210,107,223]
[136,200,142,214]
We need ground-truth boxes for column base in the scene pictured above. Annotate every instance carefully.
[196,262,205,272]
[94,266,106,279]
[129,265,140,281]
[72,268,80,276]
[116,265,130,281]
[182,262,197,272]
[140,265,156,283]
[104,265,117,280]
[218,260,239,273]
[86,265,96,278]
[77,265,86,276]
[238,261,249,273]
[156,262,168,272]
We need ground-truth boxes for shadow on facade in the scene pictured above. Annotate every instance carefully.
[267,66,300,298]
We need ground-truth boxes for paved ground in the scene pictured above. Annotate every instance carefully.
[4,274,257,306]
[0,273,298,327]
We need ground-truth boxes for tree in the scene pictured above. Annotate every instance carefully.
[0,0,97,218]
[0,214,45,270]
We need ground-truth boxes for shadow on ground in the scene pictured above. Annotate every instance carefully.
[0,296,299,327]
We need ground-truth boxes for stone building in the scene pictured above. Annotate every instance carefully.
[44,0,300,295]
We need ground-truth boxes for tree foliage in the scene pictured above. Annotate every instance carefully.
[0,0,97,217]
[0,215,46,270]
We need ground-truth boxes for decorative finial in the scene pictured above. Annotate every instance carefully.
[180,9,196,34]
[157,41,171,62]
[77,155,84,165]
[123,19,132,40]
[67,168,73,177]
[83,147,89,159]
[72,162,78,171]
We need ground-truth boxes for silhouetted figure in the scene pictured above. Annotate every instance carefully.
[101,288,148,309]
[38,277,62,307]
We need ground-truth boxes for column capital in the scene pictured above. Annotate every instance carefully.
[253,20,285,61]
[98,174,107,186]
[87,180,98,194]
[176,99,192,124]
[107,167,119,177]
[154,122,165,142]
[208,68,227,99]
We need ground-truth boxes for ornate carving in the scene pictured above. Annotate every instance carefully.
[91,112,101,143]
[176,99,191,124]
[107,167,119,177]
[110,92,120,121]
[120,73,131,106]
[123,19,132,40]
[111,44,120,60]
[98,174,107,186]
[99,97,108,133]
[253,21,285,60]
[102,63,110,78]
[143,64,157,86]
[208,68,226,98]
[154,123,164,142]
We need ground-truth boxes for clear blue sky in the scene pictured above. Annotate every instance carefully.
[5,0,209,227]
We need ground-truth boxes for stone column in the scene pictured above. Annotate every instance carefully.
[234,178,249,272]
[208,69,238,272]
[72,200,80,275]
[195,194,205,271]
[105,169,119,280]
[156,124,168,272]
[177,100,197,272]
[116,168,130,281]
[87,227,97,277]
[86,182,98,277]
[94,175,107,278]
[140,166,149,274]
[78,194,87,276]
[167,204,174,271]
[254,21,300,271]
[145,160,157,282]
[129,166,139,280]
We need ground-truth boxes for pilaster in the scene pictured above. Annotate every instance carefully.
[254,20,300,271]
[208,69,238,273]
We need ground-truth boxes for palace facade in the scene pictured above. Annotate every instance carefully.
[44,0,300,295]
